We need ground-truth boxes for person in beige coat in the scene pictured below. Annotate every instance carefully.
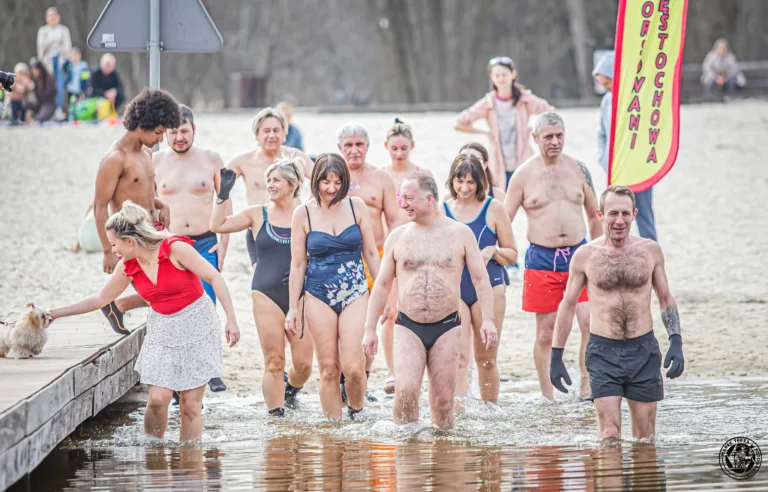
[37,7,72,120]
[456,56,554,190]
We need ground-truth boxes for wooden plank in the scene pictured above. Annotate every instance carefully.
[73,352,104,398]
[0,436,30,491]
[26,387,95,477]
[98,328,143,380]
[0,401,26,455]
[93,362,140,415]
[0,314,129,414]
[24,369,75,436]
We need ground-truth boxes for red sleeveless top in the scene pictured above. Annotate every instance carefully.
[123,236,205,314]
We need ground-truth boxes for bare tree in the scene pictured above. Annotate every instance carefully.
[566,0,593,98]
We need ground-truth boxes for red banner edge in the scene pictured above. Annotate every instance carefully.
[607,0,627,187]
[609,0,689,195]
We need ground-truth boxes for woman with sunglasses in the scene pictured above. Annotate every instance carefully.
[455,56,554,189]
[210,157,314,418]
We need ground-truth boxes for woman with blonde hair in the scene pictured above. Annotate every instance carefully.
[211,157,314,417]
[47,201,240,442]
[456,56,554,188]
[378,118,433,394]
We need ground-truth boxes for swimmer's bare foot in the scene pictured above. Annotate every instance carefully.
[383,375,395,394]
[70,242,81,253]
[580,374,591,401]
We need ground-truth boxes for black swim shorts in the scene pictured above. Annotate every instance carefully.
[585,331,664,402]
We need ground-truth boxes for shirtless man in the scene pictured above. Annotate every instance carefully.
[226,107,313,266]
[337,122,402,401]
[95,88,180,335]
[362,173,497,430]
[550,186,685,441]
[153,104,229,393]
[503,111,603,401]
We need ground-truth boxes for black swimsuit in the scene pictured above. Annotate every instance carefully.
[252,207,292,314]
[396,311,462,352]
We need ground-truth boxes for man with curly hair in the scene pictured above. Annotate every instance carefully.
[94,88,181,333]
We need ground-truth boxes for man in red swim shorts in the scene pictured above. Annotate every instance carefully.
[503,111,603,401]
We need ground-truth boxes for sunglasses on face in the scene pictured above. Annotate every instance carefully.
[277,160,300,179]
[489,56,514,67]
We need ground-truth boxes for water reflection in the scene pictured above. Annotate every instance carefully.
[13,378,768,491]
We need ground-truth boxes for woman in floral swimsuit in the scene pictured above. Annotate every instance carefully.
[285,153,382,421]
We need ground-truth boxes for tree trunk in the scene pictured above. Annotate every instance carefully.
[566,0,593,98]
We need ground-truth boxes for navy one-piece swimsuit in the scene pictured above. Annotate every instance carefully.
[304,198,368,314]
[444,197,505,307]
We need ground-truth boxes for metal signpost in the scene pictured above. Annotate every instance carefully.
[87,0,223,89]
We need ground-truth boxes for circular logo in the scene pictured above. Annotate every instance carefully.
[719,437,762,480]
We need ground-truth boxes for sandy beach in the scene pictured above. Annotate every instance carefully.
[1,101,767,397]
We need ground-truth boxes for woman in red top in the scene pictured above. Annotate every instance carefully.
[47,201,240,442]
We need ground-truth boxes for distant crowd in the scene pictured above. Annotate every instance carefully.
[0,7,126,125]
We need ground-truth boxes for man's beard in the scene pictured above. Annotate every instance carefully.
[172,142,192,154]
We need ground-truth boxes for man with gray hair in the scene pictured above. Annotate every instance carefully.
[226,106,313,265]
[90,53,125,111]
[362,172,497,430]
[503,110,603,401]
[336,121,402,402]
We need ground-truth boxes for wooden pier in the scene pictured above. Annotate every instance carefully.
[0,313,146,491]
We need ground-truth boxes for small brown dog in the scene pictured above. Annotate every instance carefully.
[0,302,52,359]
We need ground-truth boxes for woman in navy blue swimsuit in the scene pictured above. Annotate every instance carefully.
[211,158,314,417]
[442,154,518,404]
[286,153,382,420]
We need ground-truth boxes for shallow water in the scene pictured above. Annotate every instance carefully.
[13,377,767,491]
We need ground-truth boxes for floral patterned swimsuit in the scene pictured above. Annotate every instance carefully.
[303,198,368,314]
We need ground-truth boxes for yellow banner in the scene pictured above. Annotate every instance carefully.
[610,0,688,192]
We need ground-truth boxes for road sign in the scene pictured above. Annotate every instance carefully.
[87,0,223,53]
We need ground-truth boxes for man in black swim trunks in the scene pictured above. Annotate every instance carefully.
[549,186,685,442]
[362,172,498,430]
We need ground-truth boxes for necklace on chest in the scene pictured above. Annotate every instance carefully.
[349,168,365,192]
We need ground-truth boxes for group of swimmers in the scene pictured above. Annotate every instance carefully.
[45,55,686,443]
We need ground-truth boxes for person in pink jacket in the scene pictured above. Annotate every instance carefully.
[455,56,555,189]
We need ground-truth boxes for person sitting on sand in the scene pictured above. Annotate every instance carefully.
[47,201,240,443]
[701,39,747,95]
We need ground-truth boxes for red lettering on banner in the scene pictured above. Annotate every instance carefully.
[651,109,660,126]
[637,60,643,72]
[649,128,660,145]
[652,90,663,107]
[658,0,669,30]
[629,114,640,131]
[633,77,646,93]
[640,20,650,37]
[642,1,654,17]
[646,147,658,163]
[628,96,641,112]
[654,72,665,88]
[631,133,638,149]
[658,33,668,50]
[655,52,667,69]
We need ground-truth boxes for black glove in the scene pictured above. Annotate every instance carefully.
[218,168,237,202]
[549,347,572,393]
[0,71,15,92]
[663,334,684,379]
